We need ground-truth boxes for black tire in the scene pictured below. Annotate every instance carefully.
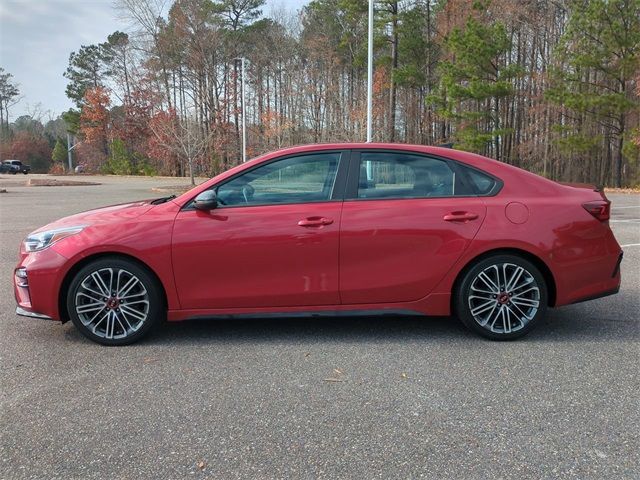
[454,254,548,340]
[66,257,164,345]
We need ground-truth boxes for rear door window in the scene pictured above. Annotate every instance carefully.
[357,152,457,199]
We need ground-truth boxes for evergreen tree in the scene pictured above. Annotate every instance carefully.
[64,44,114,107]
[104,138,133,175]
[216,0,265,31]
[428,14,521,158]
[62,109,81,136]
[546,0,640,187]
[395,1,439,143]
[51,138,67,165]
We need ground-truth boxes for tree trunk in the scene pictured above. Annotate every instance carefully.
[616,120,624,188]
[388,1,398,143]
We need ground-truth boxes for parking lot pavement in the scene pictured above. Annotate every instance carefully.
[1,178,638,480]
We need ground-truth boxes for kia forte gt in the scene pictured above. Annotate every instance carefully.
[14,143,623,345]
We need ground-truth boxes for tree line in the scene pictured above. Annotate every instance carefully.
[1,0,639,186]
[0,65,68,172]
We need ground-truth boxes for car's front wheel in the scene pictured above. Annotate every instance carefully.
[66,257,164,345]
[455,254,548,340]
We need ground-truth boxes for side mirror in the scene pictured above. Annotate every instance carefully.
[193,190,218,211]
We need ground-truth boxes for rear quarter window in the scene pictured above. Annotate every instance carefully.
[459,165,498,195]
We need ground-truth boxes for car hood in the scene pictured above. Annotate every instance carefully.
[31,200,157,234]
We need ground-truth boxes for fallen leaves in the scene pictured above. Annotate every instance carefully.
[324,368,345,383]
[321,368,411,382]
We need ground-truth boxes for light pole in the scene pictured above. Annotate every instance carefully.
[235,57,247,163]
[66,132,78,172]
[366,0,374,143]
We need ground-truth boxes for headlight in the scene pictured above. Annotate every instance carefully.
[24,226,86,252]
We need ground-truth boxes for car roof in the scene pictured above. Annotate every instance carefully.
[172,142,560,206]
[249,142,509,174]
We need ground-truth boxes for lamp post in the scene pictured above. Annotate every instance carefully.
[366,0,374,143]
[66,132,78,172]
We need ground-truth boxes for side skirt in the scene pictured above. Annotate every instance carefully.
[179,309,426,322]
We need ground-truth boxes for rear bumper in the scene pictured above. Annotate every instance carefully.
[555,250,622,306]
[569,285,620,305]
[612,251,623,278]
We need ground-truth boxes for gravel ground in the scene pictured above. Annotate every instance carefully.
[1,174,638,479]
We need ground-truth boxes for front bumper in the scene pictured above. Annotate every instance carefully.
[13,248,70,321]
[15,306,53,320]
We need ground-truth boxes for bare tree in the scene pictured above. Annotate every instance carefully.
[62,0,639,185]
[149,115,212,185]
[0,68,21,135]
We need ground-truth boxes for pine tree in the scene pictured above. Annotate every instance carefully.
[428,14,521,158]
[51,138,67,165]
[546,0,640,187]
[64,44,114,107]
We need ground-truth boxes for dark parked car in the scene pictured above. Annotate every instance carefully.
[1,160,31,174]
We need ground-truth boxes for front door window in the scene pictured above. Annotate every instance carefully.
[216,153,341,207]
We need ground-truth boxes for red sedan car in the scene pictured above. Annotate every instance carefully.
[14,143,622,345]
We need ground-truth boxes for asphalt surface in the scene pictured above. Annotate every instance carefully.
[1,174,638,479]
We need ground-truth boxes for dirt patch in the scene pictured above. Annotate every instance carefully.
[605,188,640,194]
[0,180,26,187]
[26,178,101,187]
[151,185,196,194]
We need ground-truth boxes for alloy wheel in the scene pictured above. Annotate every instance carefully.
[74,267,150,340]
[467,262,541,334]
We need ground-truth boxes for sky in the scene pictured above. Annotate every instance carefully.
[0,0,307,122]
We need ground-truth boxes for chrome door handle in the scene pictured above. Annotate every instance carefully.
[443,211,479,222]
[298,217,334,227]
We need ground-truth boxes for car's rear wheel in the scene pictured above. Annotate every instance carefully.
[67,257,163,345]
[455,254,547,340]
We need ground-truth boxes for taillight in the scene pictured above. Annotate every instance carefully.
[582,200,610,221]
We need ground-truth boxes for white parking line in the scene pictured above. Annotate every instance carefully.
[621,243,640,248]
[612,205,640,209]
[610,219,640,223]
